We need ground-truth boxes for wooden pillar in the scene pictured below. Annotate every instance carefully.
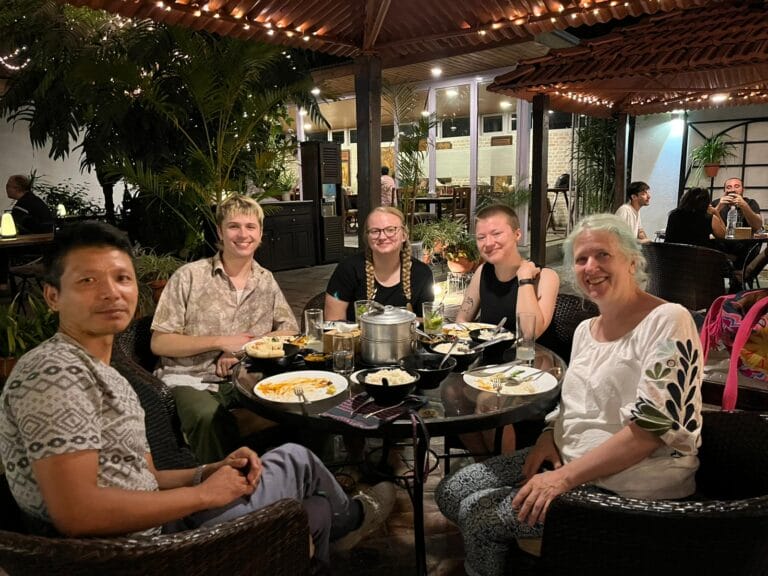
[614,113,629,210]
[354,55,382,245]
[530,94,549,265]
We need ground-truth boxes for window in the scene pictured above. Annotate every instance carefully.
[331,131,345,144]
[510,115,517,131]
[441,116,470,137]
[482,115,503,134]
[548,111,572,130]
[306,131,329,142]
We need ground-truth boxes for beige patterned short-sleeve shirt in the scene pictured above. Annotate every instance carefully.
[152,253,298,377]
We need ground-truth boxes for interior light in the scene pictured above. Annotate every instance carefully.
[56,204,67,217]
[446,89,458,98]
[500,101,512,110]
[421,110,430,117]
[0,211,17,238]
[431,67,442,78]
[303,123,312,130]
[711,93,729,103]
[311,87,320,96]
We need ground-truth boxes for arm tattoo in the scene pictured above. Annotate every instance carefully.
[460,297,475,313]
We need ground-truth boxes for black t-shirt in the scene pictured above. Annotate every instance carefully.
[712,196,761,228]
[326,252,434,322]
[11,192,54,234]
[478,263,520,332]
[664,208,714,247]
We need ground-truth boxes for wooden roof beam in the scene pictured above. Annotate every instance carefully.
[363,0,391,52]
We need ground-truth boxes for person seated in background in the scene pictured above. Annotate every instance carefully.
[380,166,397,207]
[711,177,762,232]
[455,203,559,455]
[0,221,395,569]
[615,181,651,243]
[151,195,298,464]
[5,174,55,234]
[665,187,726,246]
[325,206,433,322]
[436,214,702,576]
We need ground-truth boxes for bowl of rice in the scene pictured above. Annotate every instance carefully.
[358,366,420,405]
[429,340,480,371]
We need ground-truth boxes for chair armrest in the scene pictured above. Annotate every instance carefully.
[0,499,310,576]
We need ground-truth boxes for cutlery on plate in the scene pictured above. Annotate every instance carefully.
[293,385,310,404]
[464,362,519,378]
[438,339,459,369]
[490,316,507,338]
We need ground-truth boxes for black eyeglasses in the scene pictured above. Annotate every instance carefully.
[367,226,401,238]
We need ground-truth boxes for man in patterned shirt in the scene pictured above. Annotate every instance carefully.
[0,221,394,565]
[151,195,298,463]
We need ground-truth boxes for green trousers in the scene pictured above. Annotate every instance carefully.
[170,382,241,464]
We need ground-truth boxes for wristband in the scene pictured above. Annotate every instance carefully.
[519,278,535,286]
[192,465,206,486]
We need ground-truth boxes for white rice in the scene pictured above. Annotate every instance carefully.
[365,368,415,386]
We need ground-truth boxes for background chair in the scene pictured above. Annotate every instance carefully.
[537,293,599,363]
[450,186,471,226]
[534,410,768,575]
[642,242,731,310]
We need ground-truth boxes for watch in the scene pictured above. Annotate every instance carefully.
[519,278,535,286]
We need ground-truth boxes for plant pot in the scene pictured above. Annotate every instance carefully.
[148,279,168,304]
[447,257,477,274]
[704,164,720,178]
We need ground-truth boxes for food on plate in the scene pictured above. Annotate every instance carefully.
[289,334,309,347]
[304,352,329,362]
[364,368,415,385]
[475,377,536,395]
[256,376,336,400]
[433,341,475,355]
[477,329,515,341]
[245,337,284,358]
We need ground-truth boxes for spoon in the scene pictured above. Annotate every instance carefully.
[491,316,507,338]
[438,339,459,369]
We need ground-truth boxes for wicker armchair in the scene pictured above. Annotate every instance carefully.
[537,293,599,364]
[643,242,731,310]
[535,411,768,575]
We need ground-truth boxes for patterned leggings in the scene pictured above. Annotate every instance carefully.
[435,447,543,576]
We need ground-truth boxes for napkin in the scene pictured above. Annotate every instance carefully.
[320,393,426,429]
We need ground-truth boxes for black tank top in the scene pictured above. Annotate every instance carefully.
[478,263,518,331]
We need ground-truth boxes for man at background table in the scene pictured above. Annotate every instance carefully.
[5,174,54,234]
[615,181,651,243]
[380,166,396,207]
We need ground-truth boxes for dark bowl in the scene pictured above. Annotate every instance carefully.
[428,341,479,371]
[357,366,420,406]
[301,350,332,370]
[468,328,517,358]
[400,353,457,389]
[246,342,301,372]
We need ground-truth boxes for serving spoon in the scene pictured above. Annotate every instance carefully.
[438,339,459,369]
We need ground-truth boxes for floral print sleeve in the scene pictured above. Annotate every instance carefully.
[628,305,702,455]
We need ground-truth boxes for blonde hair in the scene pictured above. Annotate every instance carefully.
[364,207,413,310]
[216,195,264,228]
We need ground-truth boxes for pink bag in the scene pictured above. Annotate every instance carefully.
[700,290,768,410]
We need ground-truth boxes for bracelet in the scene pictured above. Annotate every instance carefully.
[192,465,206,486]
[519,278,535,286]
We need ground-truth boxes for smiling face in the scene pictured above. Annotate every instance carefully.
[44,247,138,340]
[724,178,744,196]
[474,213,521,265]
[218,212,262,260]
[366,210,406,256]
[572,230,637,305]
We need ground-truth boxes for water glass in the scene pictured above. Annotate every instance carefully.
[422,301,444,336]
[332,333,355,377]
[354,299,375,324]
[516,312,536,363]
[304,308,324,352]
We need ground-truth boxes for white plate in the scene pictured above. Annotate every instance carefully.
[253,370,348,403]
[349,369,364,384]
[432,341,477,356]
[442,322,496,339]
[463,365,559,396]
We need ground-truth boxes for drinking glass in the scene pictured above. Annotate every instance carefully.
[516,312,536,364]
[354,299,375,324]
[304,308,324,352]
[422,301,444,336]
[332,333,355,377]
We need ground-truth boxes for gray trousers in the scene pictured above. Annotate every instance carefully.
[168,443,358,564]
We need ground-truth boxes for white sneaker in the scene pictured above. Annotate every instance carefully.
[331,482,396,551]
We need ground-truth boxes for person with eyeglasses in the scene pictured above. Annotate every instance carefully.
[455,203,560,455]
[325,207,434,322]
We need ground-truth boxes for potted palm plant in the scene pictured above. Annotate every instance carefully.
[691,134,737,179]
[133,248,185,305]
[443,229,480,273]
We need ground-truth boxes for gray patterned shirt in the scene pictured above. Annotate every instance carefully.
[152,253,298,377]
[0,333,160,533]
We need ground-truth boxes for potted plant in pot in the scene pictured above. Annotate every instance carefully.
[0,295,58,384]
[443,229,480,274]
[691,134,737,180]
[133,248,185,307]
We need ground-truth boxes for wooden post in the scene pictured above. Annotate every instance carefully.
[354,55,382,245]
[530,94,549,266]
[614,113,629,210]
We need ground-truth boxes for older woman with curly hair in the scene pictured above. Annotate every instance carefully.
[325,207,434,321]
[436,214,703,576]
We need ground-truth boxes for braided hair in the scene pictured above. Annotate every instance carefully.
[364,207,413,311]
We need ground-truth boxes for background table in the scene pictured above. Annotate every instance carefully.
[234,344,565,576]
[0,233,54,288]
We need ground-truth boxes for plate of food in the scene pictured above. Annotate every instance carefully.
[244,337,300,359]
[253,370,348,403]
[463,365,559,396]
[441,322,496,340]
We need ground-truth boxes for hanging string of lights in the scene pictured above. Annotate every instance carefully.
[0,46,30,71]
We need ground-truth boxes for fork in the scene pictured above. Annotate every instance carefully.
[293,385,310,404]
[491,374,504,396]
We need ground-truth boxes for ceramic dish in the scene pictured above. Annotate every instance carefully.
[441,322,496,340]
[463,365,558,396]
[253,370,348,403]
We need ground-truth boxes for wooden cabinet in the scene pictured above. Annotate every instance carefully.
[255,201,316,271]
[300,141,344,264]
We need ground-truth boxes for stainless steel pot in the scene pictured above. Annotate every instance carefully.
[359,305,416,365]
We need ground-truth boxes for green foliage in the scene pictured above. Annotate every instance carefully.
[34,178,103,216]
[573,117,617,215]
[0,294,58,358]
[410,219,478,261]
[133,247,185,282]
[476,186,531,211]
[690,134,737,182]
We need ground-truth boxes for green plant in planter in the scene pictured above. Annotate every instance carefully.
[443,229,480,263]
[0,295,58,360]
[690,134,737,181]
[133,248,185,283]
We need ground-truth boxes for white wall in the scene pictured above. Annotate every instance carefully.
[0,116,103,212]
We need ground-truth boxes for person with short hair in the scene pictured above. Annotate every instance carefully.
[437,214,703,576]
[5,174,55,234]
[615,181,651,242]
[0,221,395,568]
[151,195,298,463]
[325,206,433,322]
[380,166,397,207]
[711,177,762,232]
[665,187,726,246]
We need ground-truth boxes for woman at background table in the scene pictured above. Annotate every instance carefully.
[456,203,559,454]
[436,213,702,576]
[665,187,725,246]
[325,207,433,322]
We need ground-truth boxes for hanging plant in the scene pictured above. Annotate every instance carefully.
[690,134,737,181]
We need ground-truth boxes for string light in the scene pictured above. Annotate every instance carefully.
[0,46,30,71]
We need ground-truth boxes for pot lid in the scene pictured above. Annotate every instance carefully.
[361,305,416,325]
